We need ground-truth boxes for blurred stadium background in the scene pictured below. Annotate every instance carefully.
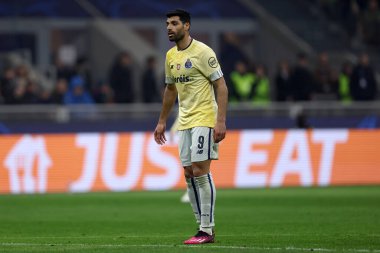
[0,0,380,194]
[0,0,380,193]
[0,0,380,127]
[0,0,380,192]
[0,1,380,252]
[0,0,379,131]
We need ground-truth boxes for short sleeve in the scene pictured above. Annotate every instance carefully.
[199,48,224,82]
[165,55,175,84]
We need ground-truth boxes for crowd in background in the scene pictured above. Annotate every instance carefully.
[313,0,380,47]
[1,10,379,107]
[226,51,378,104]
[0,51,161,105]
[0,47,378,106]
[0,0,379,106]
[218,29,379,104]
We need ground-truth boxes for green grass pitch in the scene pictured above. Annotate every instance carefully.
[0,186,379,253]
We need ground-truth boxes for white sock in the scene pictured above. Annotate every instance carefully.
[195,173,216,235]
[185,177,201,224]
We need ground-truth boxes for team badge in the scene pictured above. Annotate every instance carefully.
[185,58,192,69]
[177,64,181,70]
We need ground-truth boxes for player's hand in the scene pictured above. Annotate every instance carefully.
[154,123,167,145]
[214,121,226,143]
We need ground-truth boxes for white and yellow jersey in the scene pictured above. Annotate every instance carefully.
[165,39,223,130]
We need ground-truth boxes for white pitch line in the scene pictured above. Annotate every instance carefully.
[1,234,378,239]
[1,242,379,252]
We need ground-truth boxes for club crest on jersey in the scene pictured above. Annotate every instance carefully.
[185,59,192,69]
[177,64,181,70]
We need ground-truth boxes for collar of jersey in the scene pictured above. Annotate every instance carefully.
[178,38,194,52]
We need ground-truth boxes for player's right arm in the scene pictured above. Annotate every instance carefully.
[154,83,177,145]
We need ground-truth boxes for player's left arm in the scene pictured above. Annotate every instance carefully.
[212,76,228,143]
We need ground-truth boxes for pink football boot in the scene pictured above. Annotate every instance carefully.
[184,230,215,244]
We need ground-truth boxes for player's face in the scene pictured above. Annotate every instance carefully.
[166,16,186,42]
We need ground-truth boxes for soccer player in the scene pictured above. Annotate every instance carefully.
[154,9,228,244]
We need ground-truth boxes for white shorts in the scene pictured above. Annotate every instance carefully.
[178,126,219,167]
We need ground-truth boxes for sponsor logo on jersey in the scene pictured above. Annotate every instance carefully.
[197,150,203,154]
[185,59,192,69]
[208,57,218,68]
[174,75,191,83]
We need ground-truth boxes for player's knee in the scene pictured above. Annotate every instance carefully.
[192,161,210,177]
[183,166,193,178]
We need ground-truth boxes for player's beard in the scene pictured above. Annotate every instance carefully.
[169,30,185,42]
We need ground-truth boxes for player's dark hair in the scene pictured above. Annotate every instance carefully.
[166,9,191,25]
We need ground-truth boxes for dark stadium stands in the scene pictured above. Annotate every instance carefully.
[0,0,254,19]
[0,0,378,133]
[0,0,90,18]
[255,0,349,51]
[90,0,254,18]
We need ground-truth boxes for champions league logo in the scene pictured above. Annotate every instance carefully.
[185,59,192,69]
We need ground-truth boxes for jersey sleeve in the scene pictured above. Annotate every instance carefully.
[165,54,175,84]
[199,47,224,82]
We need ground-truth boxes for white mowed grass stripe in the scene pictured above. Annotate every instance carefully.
[1,242,379,252]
